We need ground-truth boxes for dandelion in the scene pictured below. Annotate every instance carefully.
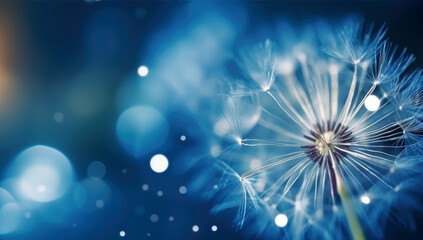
[203,19,423,240]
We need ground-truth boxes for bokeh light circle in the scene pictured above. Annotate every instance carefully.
[73,178,111,212]
[364,95,380,111]
[10,145,74,203]
[137,65,149,77]
[0,202,23,235]
[87,161,106,179]
[116,106,169,158]
[150,154,169,173]
[275,214,288,227]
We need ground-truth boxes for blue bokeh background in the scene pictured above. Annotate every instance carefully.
[0,1,422,239]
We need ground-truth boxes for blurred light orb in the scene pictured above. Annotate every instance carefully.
[12,145,74,203]
[275,214,288,227]
[96,199,104,208]
[150,214,159,223]
[169,216,174,221]
[37,184,46,193]
[0,202,23,235]
[364,95,380,111]
[211,225,218,232]
[192,225,199,232]
[180,135,186,141]
[142,184,149,191]
[53,112,64,123]
[120,231,125,237]
[73,178,111,212]
[87,161,106,179]
[137,65,149,77]
[150,154,169,173]
[157,190,163,197]
[360,195,371,205]
[179,186,187,194]
[278,59,294,75]
[116,106,169,158]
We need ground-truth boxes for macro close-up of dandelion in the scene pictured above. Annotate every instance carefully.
[206,19,423,240]
[1,1,423,240]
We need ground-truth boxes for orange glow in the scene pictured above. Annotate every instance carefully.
[0,9,14,108]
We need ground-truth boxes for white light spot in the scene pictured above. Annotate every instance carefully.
[360,195,371,205]
[213,119,230,136]
[262,85,270,92]
[96,199,104,208]
[211,225,218,232]
[365,95,380,112]
[249,159,261,169]
[169,216,174,221]
[297,52,306,63]
[137,65,149,77]
[275,214,288,227]
[120,231,125,237]
[150,154,169,173]
[213,185,218,190]
[142,184,149,191]
[150,214,159,223]
[180,135,186,141]
[54,112,64,123]
[210,145,221,157]
[179,186,187,194]
[294,200,302,211]
[157,191,163,197]
[192,225,199,232]
[333,205,338,212]
[278,60,294,75]
[37,185,46,193]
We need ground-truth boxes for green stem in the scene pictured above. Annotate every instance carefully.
[338,180,365,240]
[329,151,365,240]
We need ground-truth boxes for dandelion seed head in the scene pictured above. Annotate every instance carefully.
[196,18,423,240]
